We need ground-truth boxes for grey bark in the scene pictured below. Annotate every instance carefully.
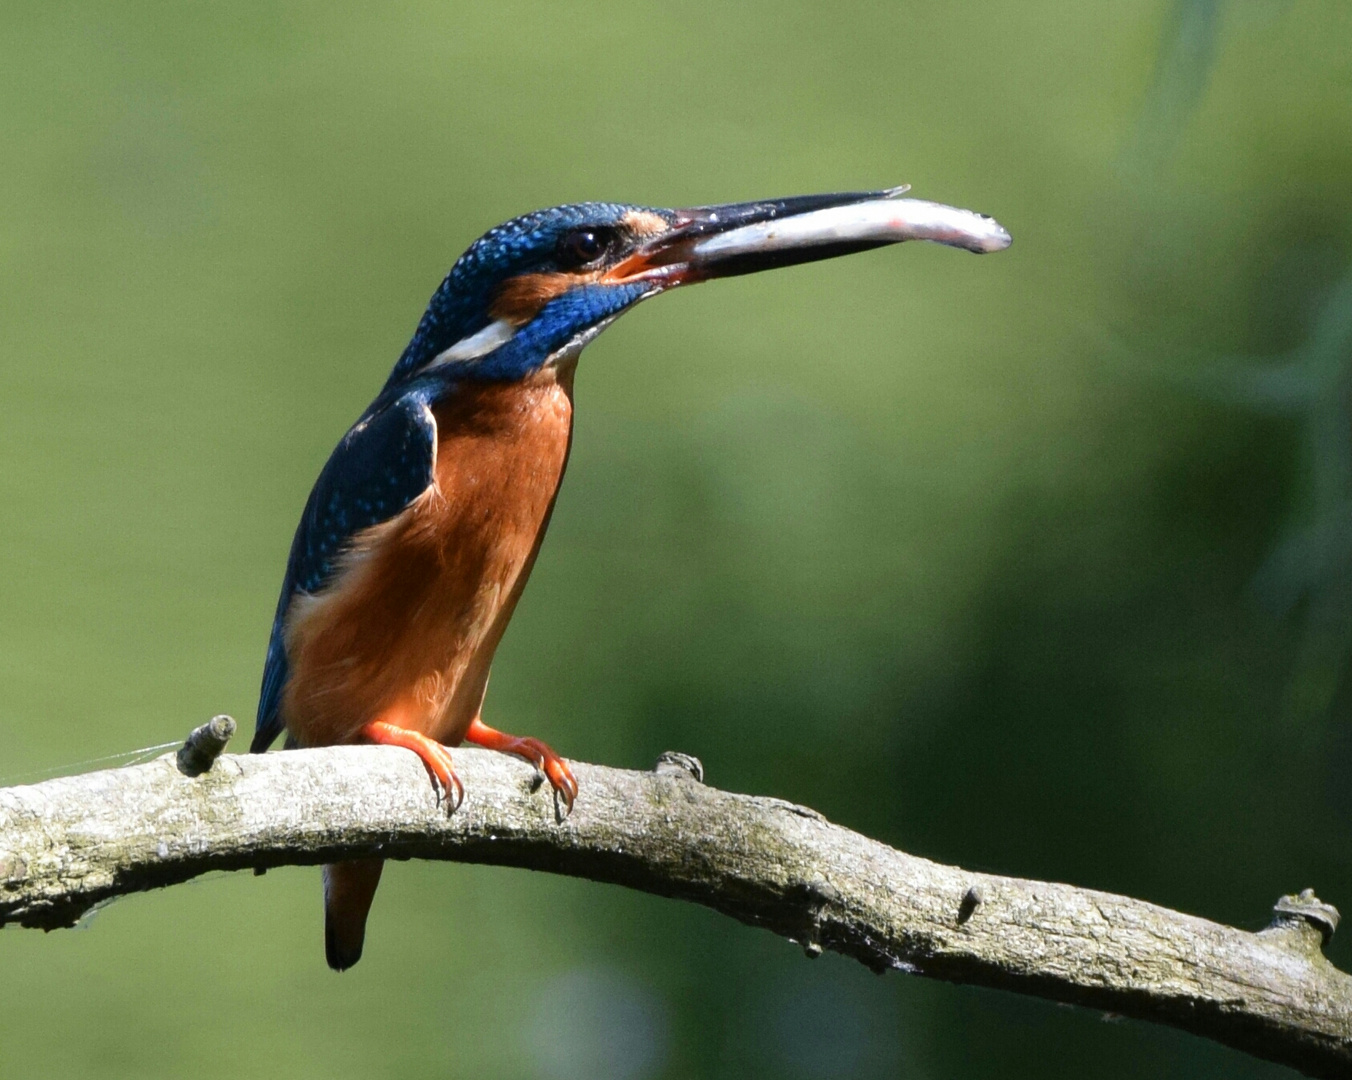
[1,738,1349,1078]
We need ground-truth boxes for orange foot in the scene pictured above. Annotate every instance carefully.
[465,717,578,812]
[359,720,464,813]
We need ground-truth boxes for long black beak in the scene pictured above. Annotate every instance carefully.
[604,186,1011,288]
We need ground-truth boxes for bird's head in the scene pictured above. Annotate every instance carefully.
[385,187,1011,389]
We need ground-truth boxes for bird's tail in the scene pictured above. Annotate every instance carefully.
[323,858,385,970]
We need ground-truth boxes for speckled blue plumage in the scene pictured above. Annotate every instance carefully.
[384,202,667,387]
[252,204,661,752]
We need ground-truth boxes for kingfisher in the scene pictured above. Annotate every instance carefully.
[251,186,1011,970]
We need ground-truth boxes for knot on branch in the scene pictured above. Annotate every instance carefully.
[1268,888,1341,948]
[176,716,236,777]
[789,878,842,960]
[958,883,985,924]
[653,751,704,782]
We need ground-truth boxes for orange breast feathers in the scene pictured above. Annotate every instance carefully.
[280,367,577,750]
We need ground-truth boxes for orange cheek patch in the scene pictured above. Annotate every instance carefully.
[490,272,575,325]
[489,270,601,325]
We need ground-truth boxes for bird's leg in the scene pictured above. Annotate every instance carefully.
[464,717,578,811]
[359,717,464,812]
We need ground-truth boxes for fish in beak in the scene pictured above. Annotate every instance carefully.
[604,185,1011,289]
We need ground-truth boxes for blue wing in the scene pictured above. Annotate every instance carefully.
[251,390,438,752]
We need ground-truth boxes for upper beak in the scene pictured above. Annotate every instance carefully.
[603,186,1011,289]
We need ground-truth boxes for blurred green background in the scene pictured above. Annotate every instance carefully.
[2,1,1351,1076]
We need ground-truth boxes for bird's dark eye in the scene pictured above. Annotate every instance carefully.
[559,228,609,267]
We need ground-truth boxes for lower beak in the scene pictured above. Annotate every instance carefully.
[604,186,1011,288]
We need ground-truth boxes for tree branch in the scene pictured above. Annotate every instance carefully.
[1,731,1349,1078]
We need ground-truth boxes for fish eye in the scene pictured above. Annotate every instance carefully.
[559,228,610,267]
